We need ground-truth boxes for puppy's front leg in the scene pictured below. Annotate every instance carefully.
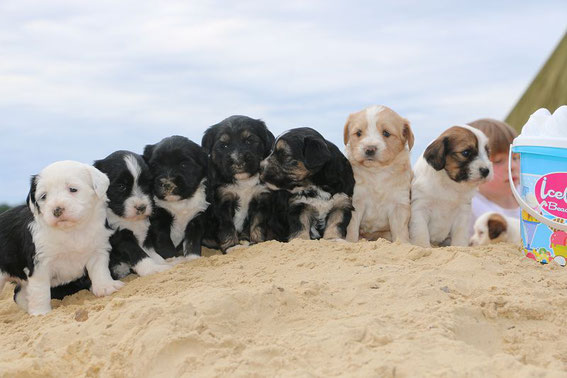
[183,214,204,258]
[26,266,52,316]
[346,208,362,242]
[450,205,472,246]
[87,250,124,297]
[409,207,431,248]
[389,203,410,243]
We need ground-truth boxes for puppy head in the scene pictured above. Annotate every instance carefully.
[344,105,414,167]
[143,136,207,202]
[470,212,508,246]
[201,115,275,181]
[27,161,109,229]
[94,151,153,220]
[424,125,493,184]
[260,128,332,191]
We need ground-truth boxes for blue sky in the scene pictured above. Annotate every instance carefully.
[1,0,566,204]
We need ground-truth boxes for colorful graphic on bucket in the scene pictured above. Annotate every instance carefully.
[516,151,567,266]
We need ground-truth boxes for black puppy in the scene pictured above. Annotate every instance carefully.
[143,136,209,259]
[201,115,275,253]
[260,127,355,240]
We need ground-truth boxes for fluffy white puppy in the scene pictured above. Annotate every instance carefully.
[410,125,493,247]
[344,105,414,243]
[0,160,124,315]
[470,212,521,246]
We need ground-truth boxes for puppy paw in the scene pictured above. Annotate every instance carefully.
[326,238,348,243]
[28,307,51,316]
[134,258,171,276]
[91,279,124,297]
[226,244,248,254]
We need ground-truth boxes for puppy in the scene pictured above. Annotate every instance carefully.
[470,212,521,246]
[344,105,414,243]
[0,161,123,315]
[260,127,355,240]
[143,136,209,259]
[410,125,493,247]
[201,115,275,253]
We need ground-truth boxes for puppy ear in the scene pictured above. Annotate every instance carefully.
[424,136,447,171]
[263,128,276,158]
[201,127,216,155]
[27,175,40,215]
[403,120,414,150]
[343,116,351,145]
[488,214,507,240]
[87,165,110,199]
[304,136,331,171]
[142,144,154,163]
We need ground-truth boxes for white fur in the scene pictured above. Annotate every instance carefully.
[410,126,493,247]
[154,179,208,248]
[470,212,521,246]
[122,155,153,220]
[219,174,269,232]
[23,161,123,315]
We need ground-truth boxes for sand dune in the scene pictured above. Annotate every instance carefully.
[2,239,567,377]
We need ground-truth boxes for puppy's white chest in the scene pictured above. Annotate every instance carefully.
[221,175,268,233]
[107,211,150,244]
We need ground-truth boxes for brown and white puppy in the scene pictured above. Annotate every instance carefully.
[470,212,520,246]
[344,105,414,243]
[410,125,493,247]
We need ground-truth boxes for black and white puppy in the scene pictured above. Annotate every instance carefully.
[201,115,275,252]
[260,127,355,240]
[143,136,209,259]
[94,151,170,277]
[0,161,123,315]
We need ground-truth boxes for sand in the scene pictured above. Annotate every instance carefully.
[1,239,567,377]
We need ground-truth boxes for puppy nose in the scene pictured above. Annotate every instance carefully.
[365,146,377,156]
[480,168,490,178]
[53,207,64,218]
[135,204,147,214]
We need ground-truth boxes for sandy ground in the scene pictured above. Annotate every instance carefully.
[1,239,567,377]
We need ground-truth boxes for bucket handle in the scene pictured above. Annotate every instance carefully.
[508,148,567,231]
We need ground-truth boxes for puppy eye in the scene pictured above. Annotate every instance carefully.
[461,150,471,158]
[117,184,127,192]
[39,193,47,201]
[383,130,391,138]
[69,187,78,193]
[355,130,362,137]
[221,143,229,149]
[479,231,484,235]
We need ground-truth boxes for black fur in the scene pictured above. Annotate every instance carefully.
[201,115,276,253]
[260,127,355,240]
[0,205,37,283]
[143,136,208,258]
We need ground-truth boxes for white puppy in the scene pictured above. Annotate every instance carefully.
[410,125,493,247]
[470,212,521,246]
[344,105,414,243]
[0,161,124,315]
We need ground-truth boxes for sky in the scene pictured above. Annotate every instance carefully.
[1,0,566,204]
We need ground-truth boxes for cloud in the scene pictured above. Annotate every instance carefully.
[0,0,566,203]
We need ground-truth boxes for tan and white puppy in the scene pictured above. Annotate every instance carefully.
[344,105,414,243]
[470,212,520,246]
[410,125,493,247]
[13,161,124,315]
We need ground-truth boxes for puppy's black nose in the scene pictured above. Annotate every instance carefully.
[135,205,147,214]
[480,168,490,178]
[53,207,64,218]
[365,146,377,156]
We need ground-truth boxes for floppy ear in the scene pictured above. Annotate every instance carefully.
[87,165,110,199]
[201,127,216,155]
[304,136,332,171]
[488,215,507,240]
[27,175,40,215]
[142,144,155,164]
[424,136,447,171]
[343,116,351,145]
[403,120,414,150]
[263,128,276,158]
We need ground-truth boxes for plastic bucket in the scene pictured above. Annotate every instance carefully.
[509,145,567,265]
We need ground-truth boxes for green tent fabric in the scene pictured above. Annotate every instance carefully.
[506,32,567,131]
